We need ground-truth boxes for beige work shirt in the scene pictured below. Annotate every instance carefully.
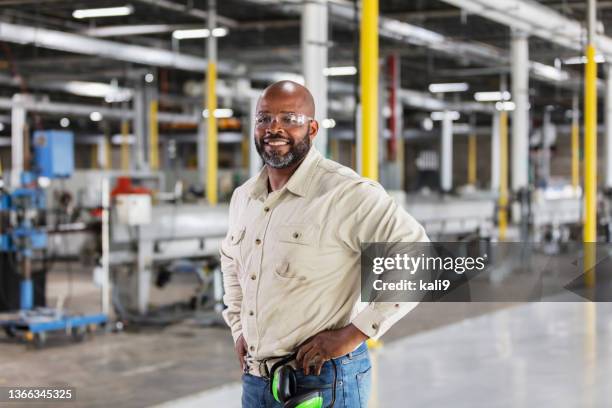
[221,147,428,360]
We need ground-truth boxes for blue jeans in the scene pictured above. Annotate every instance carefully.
[242,342,372,408]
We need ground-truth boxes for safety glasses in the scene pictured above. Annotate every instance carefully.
[255,112,313,129]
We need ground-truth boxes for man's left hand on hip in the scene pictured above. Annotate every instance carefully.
[295,324,369,376]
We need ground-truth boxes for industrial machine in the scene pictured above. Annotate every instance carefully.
[0,130,108,347]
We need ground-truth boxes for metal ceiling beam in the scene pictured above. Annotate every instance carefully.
[241,0,575,88]
[0,97,199,124]
[0,21,238,74]
[81,24,197,38]
[439,0,612,57]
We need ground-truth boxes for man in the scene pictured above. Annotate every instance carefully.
[221,81,428,407]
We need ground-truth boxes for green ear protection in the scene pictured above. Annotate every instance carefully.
[269,353,337,408]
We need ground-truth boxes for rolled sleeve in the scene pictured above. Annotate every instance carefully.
[339,181,429,339]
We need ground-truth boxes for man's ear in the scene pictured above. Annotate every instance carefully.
[309,120,319,141]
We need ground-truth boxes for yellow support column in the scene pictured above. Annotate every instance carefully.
[498,111,509,241]
[120,120,130,171]
[149,100,159,171]
[468,134,477,186]
[206,0,218,206]
[584,43,598,285]
[360,0,379,181]
[583,0,598,288]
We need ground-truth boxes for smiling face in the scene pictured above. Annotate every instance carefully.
[254,81,318,169]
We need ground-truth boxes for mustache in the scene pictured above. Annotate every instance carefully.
[262,134,293,144]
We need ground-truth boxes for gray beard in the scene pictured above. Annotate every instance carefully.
[255,129,311,169]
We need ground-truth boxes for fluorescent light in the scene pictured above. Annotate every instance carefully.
[474,91,511,102]
[202,108,234,118]
[0,123,4,132]
[112,134,135,144]
[323,66,357,76]
[495,101,516,111]
[73,6,133,19]
[563,54,606,65]
[90,112,103,122]
[428,82,469,93]
[212,27,228,37]
[431,111,460,121]
[172,27,228,39]
[60,118,70,128]
[322,118,336,129]
[64,80,132,102]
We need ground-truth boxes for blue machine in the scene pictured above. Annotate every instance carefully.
[32,130,74,179]
[0,130,107,346]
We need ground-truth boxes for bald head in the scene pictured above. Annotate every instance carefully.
[257,80,315,118]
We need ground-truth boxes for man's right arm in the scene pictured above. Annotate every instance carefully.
[220,189,244,345]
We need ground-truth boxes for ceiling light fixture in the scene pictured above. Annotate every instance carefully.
[430,111,460,121]
[90,112,103,122]
[495,101,516,111]
[202,108,234,118]
[172,27,228,40]
[428,82,469,93]
[73,6,134,19]
[323,66,357,76]
[474,91,511,102]
[322,118,336,129]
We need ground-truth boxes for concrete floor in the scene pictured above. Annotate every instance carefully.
[1,265,610,407]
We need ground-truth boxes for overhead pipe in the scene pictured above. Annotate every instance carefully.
[0,21,237,74]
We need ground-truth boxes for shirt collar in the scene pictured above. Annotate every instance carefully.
[248,147,322,200]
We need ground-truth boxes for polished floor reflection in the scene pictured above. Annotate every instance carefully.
[377,302,608,408]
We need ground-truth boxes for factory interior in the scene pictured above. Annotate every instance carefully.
[1,0,612,407]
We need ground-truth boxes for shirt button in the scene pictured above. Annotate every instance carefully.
[255,238,261,245]
[249,346,255,352]
[394,304,400,308]
[250,275,256,280]
[249,311,254,316]
[292,232,300,239]
[371,323,379,330]
[264,207,270,212]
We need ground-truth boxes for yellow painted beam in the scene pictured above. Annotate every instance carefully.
[91,143,98,169]
[468,134,477,186]
[330,138,339,162]
[207,62,218,206]
[397,136,405,190]
[104,136,112,170]
[360,0,379,181]
[584,43,598,286]
[120,120,130,171]
[498,111,509,241]
[149,100,159,171]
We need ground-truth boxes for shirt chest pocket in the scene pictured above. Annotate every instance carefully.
[228,226,246,277]
[273,224,322,280]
